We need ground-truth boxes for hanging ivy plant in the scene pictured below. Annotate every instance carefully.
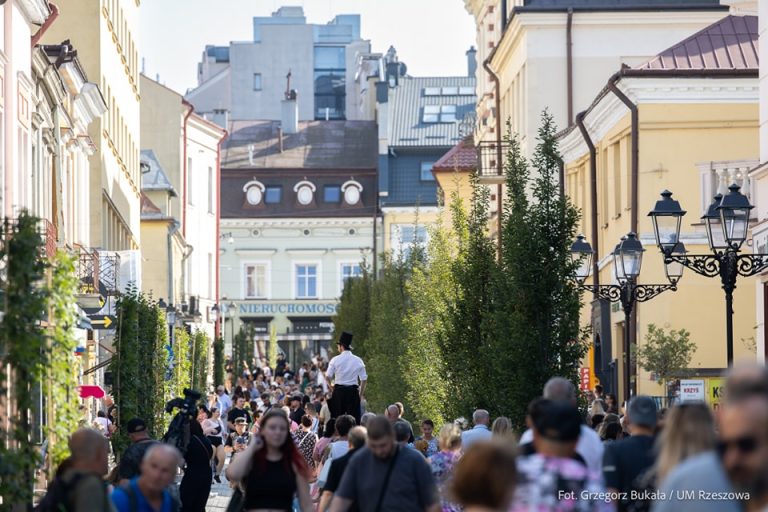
[0,212,51,505]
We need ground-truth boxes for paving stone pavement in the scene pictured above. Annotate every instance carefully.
[205,474,234,512]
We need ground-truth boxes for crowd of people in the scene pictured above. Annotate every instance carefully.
[35,332,768,511]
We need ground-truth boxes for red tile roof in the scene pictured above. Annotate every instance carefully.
[433,137,476,172]
[639,15,758,71]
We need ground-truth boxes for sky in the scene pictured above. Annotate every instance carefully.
[140,0,477,95]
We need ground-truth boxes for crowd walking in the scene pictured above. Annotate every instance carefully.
[34,331,768,511]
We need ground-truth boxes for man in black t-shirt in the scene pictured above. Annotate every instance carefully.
[117,417,158,483]
[225,418,251,463]
[319,426,367,511]
[603,395,658,511]
[227,396,252,430]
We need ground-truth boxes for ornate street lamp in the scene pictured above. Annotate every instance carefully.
[211,303,220,324]
[570,232,677,402]
[649,184,768,364]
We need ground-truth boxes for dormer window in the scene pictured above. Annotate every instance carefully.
[341,180,363,205]
[294,180,316,206]
[243,180,265,205]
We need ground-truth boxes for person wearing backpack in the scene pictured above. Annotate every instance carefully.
[111,443,182,512]
[36,428,113,512]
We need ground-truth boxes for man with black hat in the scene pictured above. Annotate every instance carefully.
[117,417,159,483]
[326,331,367,425]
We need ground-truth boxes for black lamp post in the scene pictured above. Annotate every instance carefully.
[648,185,768,364]
[570,232,679,402]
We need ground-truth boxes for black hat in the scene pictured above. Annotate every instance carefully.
[338,331,353,349]
[126,418,147,434]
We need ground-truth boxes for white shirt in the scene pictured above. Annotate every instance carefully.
[326,350,367,386]
[519,425,605,475]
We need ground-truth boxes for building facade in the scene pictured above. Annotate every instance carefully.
[558,14,759,399]
[219,106,379,364]
[140,76,226,340]
[187,6,371,125]
[43,0,142,252]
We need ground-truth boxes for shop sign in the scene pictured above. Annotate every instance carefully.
[707,377,725,408]
[579,367,591,391]
[680,379,706,402]
[237,301,340,315]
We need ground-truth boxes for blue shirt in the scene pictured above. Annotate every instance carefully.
[111,478,174,512]
[461,425,491,449]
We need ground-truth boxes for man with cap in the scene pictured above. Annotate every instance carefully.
[117,418,159,483]
[224,417,251,463]
[326,331,367,425]
[603,395,658,511]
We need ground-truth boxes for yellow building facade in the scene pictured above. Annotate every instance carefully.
[558,15,760,399]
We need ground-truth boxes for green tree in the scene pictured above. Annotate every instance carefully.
[213,337,225,386]
[636,324,697,390]
[268,324,278,370]
[191,330,210,393]
[111,287,141,454]
[492,114,587,428]
[333,263,372,362]
[171,328,192,398]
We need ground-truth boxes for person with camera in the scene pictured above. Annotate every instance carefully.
[225,417,252,463]
[226,409,313,512]
[179,416,213,512]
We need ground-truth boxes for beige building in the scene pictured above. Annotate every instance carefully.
[42,0,142,252]
[141,75,226,339]
[558,14,759,399]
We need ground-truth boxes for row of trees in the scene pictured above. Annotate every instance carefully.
[0,213,82,503]
[110,291,212,453]
[335,113,589,429]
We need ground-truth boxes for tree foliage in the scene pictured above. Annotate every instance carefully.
[191,330,210,393]
[213,336,225,387]
[636,323,697,388]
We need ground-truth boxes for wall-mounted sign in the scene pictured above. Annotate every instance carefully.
[680,379,706,402]
[237,301,340,316]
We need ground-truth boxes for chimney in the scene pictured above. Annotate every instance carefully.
[281,90,299,134]
[466,46,477,77]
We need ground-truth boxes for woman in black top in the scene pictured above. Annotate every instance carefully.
[180,419,214,512]
[226,409,313,511]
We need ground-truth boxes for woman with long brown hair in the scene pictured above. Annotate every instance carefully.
[226,409,313,511]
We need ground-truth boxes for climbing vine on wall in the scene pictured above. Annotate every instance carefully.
[191,330,210,393]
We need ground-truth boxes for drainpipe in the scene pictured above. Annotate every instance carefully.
[607,77,638,233]
[566,8,574,126]
[181,99,194,238]
[607,74,639,397]
[483,56,503,258]
[168,220,180,304]
[216,130,227,338]
[576,111,599,290]
[31,2,59,47]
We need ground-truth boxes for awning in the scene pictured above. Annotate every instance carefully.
[78,385,105,399]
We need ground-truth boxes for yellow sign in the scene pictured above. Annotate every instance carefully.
[707,378,725,409]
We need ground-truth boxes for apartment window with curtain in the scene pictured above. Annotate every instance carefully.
[244,263,268,298]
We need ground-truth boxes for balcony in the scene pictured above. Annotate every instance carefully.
[98,253,120,297]
[476,140,509,184]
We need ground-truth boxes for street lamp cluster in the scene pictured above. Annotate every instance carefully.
[570,182,766,402]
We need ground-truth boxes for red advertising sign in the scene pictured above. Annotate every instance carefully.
[579,367,591,391]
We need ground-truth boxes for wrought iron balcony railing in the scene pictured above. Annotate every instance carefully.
[99,253,120,296]
[75,248,100,296]
[476,140,509,179]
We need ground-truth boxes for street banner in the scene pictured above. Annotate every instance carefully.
[707,377,725,409]
[579,367,591,391]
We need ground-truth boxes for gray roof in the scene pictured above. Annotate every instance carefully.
[518,0,723,9]
[140,150,177,196]
[222,120,377,169]
[389,76,475,148]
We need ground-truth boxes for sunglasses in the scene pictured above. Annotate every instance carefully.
[717,436,758,456]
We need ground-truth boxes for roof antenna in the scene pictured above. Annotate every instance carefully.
[285,69,292,100]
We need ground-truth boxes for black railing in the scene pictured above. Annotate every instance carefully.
[99,254,120,296]
[75,249,100,295]
[476,140,509,178]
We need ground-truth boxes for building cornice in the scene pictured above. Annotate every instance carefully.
[221,217,376,228]
[560,76,759,164]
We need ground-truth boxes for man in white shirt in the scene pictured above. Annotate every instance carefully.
[518,377,604,475]
[461,409,492,449]
[326,332,367,425]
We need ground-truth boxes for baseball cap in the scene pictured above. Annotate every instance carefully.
[234,417,248,425]
[628,396,658,428]
[126,418,147,434]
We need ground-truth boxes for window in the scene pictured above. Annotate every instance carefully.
[459,86,475,95]
[265,186,282,204]
[314,47,346,69]
[424,87,441,96]
[314,46,346,120]
[442,86,459,95]
[440,105,457,122]
[253,73,262,91]
[420,162,435,181]
[324,185,341,203]
[340,263,362,294]
[244,263,268,298]
[391,225,429,260]
[423,105,440,123]
[187,157,193,205]
[295,264,318,299]
[208,166,214,214]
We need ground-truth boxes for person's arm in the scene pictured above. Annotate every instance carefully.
[358,379,367,400]
[295,470,313,512]
[225,435,263,481]
[318,490,334,512]
[329,497,352,512]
